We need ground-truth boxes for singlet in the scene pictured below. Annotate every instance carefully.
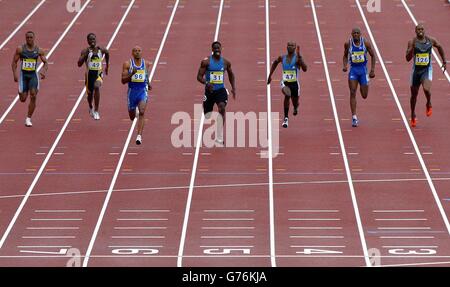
[86,47,103,72]
[205,56,225,91]
[282,54,299,83]
[128,58,148,90]
[413,37,432,70]
[20,44,39,73]
[348,37,368,67]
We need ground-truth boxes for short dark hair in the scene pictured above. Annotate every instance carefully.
[87,33,96,40]
[26,31,35,36]
[211,41,221,48]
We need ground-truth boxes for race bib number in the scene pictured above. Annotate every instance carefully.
[283,70,297,82]
[415,53,430,66]
[131,70,146,83]
[22,59,37,71]
[209,71,224,84]
[88,59,102,71]
[351,51,365,63]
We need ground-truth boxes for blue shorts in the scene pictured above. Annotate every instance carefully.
[349,65,369,86]
[127,88,148,111]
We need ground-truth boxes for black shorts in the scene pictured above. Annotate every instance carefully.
[19,71,39,93]
[411,66,432,87]
[203,87,228,114]
[281,81,299,98]
[85,70,103,94]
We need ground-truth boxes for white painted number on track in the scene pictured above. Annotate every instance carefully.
[111,248,159,255]
[388,249,437,256]
[203,248,251,255]
[295,248,343,255]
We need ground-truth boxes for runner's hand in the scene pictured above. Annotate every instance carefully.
[39,72,46,80]
[231,89,236,99]
[105,64,109,76]
[206,82,214,93]
[369,70,375,78]
[131,67,138,76]
[442,62,447,73]
[13,74,18,82]
[342,66,348,72]
[267,76,272,85]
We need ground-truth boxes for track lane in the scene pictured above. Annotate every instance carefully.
[269,0,367,267]
[0,0,42,43]
[357,0,450,266]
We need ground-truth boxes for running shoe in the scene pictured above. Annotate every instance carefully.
[426,105,432,117]
[25,117,32,127]
[410,117,417,128]
[215,138,225,147]
[93,111,100,120]
[136,135,142,145]
[282,117,289,128]
[352,117,359,127]
[89,108,95,118]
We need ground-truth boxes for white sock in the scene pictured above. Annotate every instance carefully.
[352,115,357,120]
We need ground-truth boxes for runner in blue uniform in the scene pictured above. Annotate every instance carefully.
[343,28,376,127]
[121,46,152,145]
[267,41,307,128]
[197,41,236,145]
[406,24,446,127]
[11,31,48,127]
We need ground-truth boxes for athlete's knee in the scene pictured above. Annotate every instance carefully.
[128,112,135,121]
[19,93,27,102]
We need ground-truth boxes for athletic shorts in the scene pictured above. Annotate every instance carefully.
[127,88,148,111]
[411,65,432,87]
[349,65,369,86]
[280,81,299,98]
[85,70,103,94]
[18,71,39,93]
[203,87,228,114]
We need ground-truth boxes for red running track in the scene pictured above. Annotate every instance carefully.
[0,0,449,267]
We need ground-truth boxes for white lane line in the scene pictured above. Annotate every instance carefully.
[373,210,424,213]
[30,218,82,221]
[201,227,255,230]
[116,218,168,221]
[380,236,434,239]
[26,227,79,230]
[311,0,370,267]
[291,245,346,248]
[0,0,46,50]
[200,245,254,248]
[378,227,430,230]
[177,0,224,268]
[375,218,428,221]
[356,0,450,235]
[108,245,163,248]
[201,236,254,239]
[0,0,92,125]
[290,236,345,239]
[83,0,179,267]
[119,210,170,213]
[288,218,341,221]
[113,227,167,230]
[400,0,450,83]
[380,261,450,267]
[111,236,165,239]
[288,210,339,213]
[203,210,255,213]
[289,227,343,230]
[202,218,254,221]
[265,0,276,268]
[34,210,86,213]
[21,236,75,239]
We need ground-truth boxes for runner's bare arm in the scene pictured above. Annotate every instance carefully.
[197,58,209,85]
[406,39,415,62]
[296,47,308,72]
[267,56,282,84]
[343,42,350,72]
[121,61,135,84]
[430,37,447,72]
[39,48,48,79]
[77,48,88,67]
[11,46,21,82]
[225,58,236,99]
[102,47,110,75]
[365,40,376,78]
[146,60,152,90]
